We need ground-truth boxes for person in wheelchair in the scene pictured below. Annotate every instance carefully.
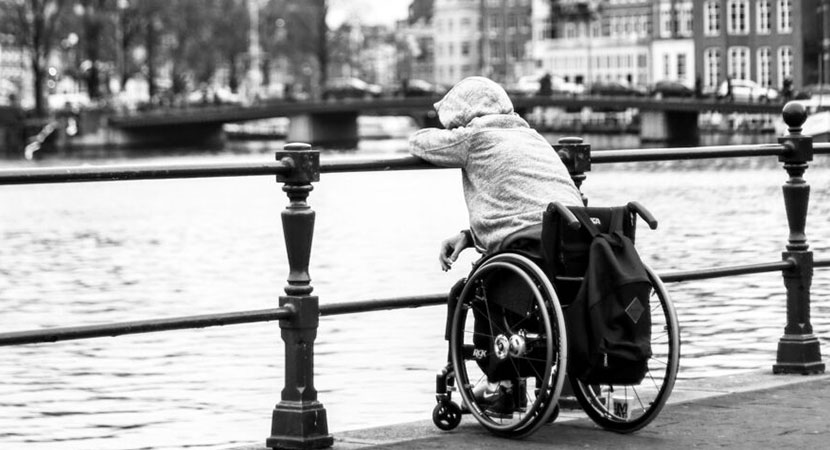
[409,76,583,267]
[409,76,583,416]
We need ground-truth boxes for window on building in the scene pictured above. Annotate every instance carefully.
[704,47,721,87]
[728,46,751,79]
[727,0,749,35]
[578,21,588,38]
[460,17,471,30]
[461,42,470,57]
[777,0,792,33]
[757,0,771,34]
[565,23,577,39]
[678,53,687,80]
[659,2,672,37]
[591,21,602,38]
[704,1,720,36]
[757,47,772,87]
[678,2,693,36]
[663,54,671,79]
[778,46,793,82]
[542,17,553,39]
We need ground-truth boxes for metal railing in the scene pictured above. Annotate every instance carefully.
[0,103,827,449]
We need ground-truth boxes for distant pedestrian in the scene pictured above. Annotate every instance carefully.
[694,76,703,99]
[538,73,553,96]
[782,77,793,102]
[725,76,734,102]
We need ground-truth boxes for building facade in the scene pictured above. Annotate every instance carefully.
[396,16,436,84]
[693,0,821,92]
[0,35,32,108]
[432,0,533,86]
[531,0,652,87]
[651,0,695,87]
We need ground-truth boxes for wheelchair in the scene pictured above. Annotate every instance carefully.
[432,201,680,437]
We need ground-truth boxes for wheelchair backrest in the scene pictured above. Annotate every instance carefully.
[542,204,637,279]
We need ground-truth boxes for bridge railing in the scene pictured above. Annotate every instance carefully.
[0,102,827,449]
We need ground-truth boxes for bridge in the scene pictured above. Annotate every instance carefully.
[105,95,786,148]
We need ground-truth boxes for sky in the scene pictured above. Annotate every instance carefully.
[328,0,411,27]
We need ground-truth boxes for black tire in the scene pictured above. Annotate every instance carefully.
[570,264,680,433]
[449,253,567,438]
[433,401,463,431]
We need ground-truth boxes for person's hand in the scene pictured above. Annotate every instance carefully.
[439,231,471,271]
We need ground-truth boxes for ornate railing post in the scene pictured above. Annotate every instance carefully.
[553,136,592,205]
[772,102,825,375]
[267,143,334,449]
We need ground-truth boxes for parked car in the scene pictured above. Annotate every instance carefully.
[395,79,446,98]
[788,84,830,113]
[717,79,779,102]
[507,74,584,97]
[506,75,542,97]
[588,81,646,97]
[322,78,383,100]
[550,75,585,96]
[650,80,694,98]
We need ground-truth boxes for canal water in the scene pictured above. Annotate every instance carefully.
[0,131,829,449]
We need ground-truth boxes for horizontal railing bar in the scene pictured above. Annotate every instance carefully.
[2,142,826,186]
[0,307,292,346]
[2,259,825,347]
[659,260,796,283]
[0,160,291,185]
[320,156,442,173]
[319,294,447,316]
[319,143,802,174]
[591,144,786,163]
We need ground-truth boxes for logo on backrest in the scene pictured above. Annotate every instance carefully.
[590,217,601,225]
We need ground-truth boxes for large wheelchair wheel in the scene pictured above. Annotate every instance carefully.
[570,264,680,433]
[449,253,567,438]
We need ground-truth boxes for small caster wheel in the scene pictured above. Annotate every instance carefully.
[432,401,462,431]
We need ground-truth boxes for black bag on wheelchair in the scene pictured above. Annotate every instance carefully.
[543,205,652,385]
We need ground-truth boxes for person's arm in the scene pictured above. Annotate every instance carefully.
[439,229,473,271]
[408,127,472,168]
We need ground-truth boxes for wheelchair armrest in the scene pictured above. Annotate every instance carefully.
[549,202,581,230]
[627,201,658,230]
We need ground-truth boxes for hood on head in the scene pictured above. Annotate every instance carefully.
[434,77,514,129]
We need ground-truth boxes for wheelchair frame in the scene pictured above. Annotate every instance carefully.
[432,202,681,436]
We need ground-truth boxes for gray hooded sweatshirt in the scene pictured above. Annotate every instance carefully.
[409,76,583,254]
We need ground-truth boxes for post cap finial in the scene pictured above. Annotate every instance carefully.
[558,137,584,145]
[782,101,808,131]
[284,142,312,151]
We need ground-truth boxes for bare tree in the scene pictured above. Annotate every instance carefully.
[1,0,70,116]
